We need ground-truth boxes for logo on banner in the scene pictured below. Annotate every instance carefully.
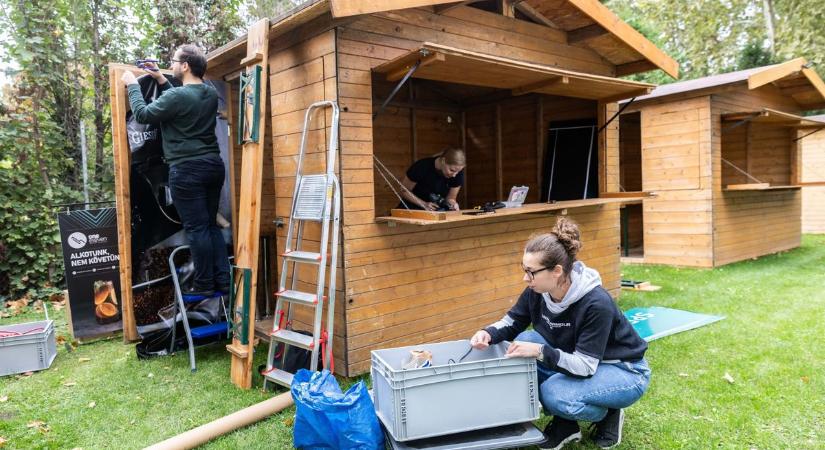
[68,232,88,249]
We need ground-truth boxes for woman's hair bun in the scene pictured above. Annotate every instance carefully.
[552,217,581,258]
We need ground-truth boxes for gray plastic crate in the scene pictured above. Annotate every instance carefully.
[0,306,56,377]
[371,340,540,442]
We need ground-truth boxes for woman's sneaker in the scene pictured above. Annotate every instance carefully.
[539,417,581,449]
[592,408,625,449]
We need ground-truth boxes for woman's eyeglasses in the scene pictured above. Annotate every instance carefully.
[522,265,549,281]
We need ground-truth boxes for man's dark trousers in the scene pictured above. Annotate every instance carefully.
[169,154,230,292]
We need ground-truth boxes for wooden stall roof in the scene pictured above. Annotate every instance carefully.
[722,108,825,128]
[206,0,678,79]
[373,42,654,102]
[629,58,825,110]
[376,197,643,225]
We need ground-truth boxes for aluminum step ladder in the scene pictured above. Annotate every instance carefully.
[168,245,231,372]
[263,101,341,388]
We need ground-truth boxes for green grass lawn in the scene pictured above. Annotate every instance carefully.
[2,235,824,449]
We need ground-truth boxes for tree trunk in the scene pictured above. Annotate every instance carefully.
[32,87,52,191]
[92,0,107,185]
[762,0,776,54]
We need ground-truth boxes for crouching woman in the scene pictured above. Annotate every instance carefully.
[469,218,650,449]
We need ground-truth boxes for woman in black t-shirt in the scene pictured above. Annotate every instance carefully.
[470,217,650,450]
[398,148,465,211]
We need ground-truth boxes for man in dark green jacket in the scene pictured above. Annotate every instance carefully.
[122,45,229,299]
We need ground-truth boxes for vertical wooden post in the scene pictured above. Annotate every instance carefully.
[410,109,418,162]
[224,81,239,242]
[460,110,468,207]
[227,18,270,389]
[109,64,138,342]
[745,121,752,183]
[536,95,544,201]
[495,103,503,200]
[499,0,515,17]
[790,128,800,185]
[410,81,417,163]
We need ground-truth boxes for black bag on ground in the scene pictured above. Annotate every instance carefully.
[260,330,322,375]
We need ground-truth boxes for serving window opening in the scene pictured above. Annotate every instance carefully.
[371,75,601,219]
[720,109,824,190]
[368,44,653,223]
[618,112,643,258]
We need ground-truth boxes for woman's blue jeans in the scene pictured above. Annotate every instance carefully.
[169,155,230,291]
[515,330,651,422]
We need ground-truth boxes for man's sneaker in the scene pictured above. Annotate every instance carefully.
[539,417,581,450]
[592,408,625,449]
[214,283,231,296]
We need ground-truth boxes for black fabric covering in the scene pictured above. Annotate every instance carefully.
[128,74,184,280]
[542,119,599,202]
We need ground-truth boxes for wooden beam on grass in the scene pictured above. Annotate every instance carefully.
[228,18,269,390]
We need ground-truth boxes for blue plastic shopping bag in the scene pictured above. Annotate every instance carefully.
[291,369,384,449]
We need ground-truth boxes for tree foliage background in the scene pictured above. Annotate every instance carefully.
[606,0,825,82]
[0,0,824,301]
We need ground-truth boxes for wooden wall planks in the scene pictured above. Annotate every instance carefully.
[334,8,623,375]
[711,86,803,265]
[634,96,714,267]
[266,28,349,371]
[800,130,825,233]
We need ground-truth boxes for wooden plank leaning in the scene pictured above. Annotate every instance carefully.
[227,18,270,389]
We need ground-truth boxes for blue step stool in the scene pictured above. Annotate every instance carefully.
[190,322,229,340]
[169,245,232,372]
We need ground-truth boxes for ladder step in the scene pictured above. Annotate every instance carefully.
[282,250,322,264]
[190,322,229,339]
[263,367,294,388]
[271,329,315,350]
[274,289,323,306]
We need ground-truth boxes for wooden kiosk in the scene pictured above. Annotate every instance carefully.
[800,113,825,233]
[174,0,678,378]
[617,59,825,267]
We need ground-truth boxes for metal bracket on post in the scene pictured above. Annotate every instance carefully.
[237,65,262,145]
[228,265,252,345]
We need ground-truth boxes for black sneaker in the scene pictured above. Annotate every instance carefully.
[539,417,581,450]
[214,283,231,296]
[592,408,625,449]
